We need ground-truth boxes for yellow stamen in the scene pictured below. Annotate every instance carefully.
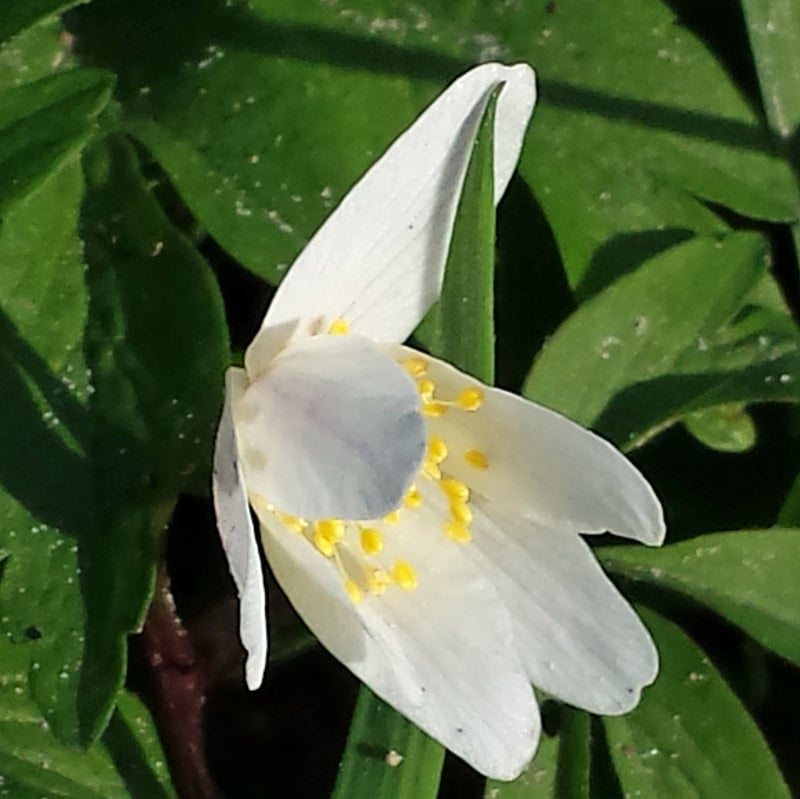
[383,510,401,525]
[391,560,418,590]
[403,357,428,378]
[417,378,435,398]
[465,449,490,470]
[312,530,336,557]
[366,568,391,595]
[344,579,362,604]
[423,401,448,417]
[328,318,350,335]
[450,500,473,525]
[360,527,384,556]
[422,459,442,481]
[441,478,469,502]
[315,519,345,543]
[427,437,448,464]
[444,520,473,543]
[457,387,484,411]
[276,511,306,533]
[404,486,423,508]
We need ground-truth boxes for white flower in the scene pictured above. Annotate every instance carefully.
[212,62,665,781]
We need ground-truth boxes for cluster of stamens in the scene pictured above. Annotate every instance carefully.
[257,319,491,605]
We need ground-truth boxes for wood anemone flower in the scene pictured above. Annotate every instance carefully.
[212,62,665,780]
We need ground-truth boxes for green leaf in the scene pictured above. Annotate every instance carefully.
[682,404,757,453]
[741,0,800,142]
[523,233,800,448]
[415,87,499,381]
[331,689,445,799]
[484,726,560,799]
[0,68,113,215]
[0,635,174,799]
[0,0,91,45]
[0,134,228,745]
[604,608,791,799]
[67,0,796,289]
[600,529,800,668]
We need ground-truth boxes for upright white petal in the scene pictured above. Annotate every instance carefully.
[246,62,536,370]
[212,367,267,689]
[259,499,540,781]
[401,347,665,544]
[469,506,658,715]
[234,335,425,521]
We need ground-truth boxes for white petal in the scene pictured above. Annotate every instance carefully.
[212,367,267,690]
[258,496,540,780]
[234,335,425,521]
[399,347,665,544]
[469,505,658,715]
[246,62,536,368]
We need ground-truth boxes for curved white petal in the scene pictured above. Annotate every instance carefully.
[467,506,658,714]
[246,62,537,369]
[234,335,425,521]
[212,367,267,690]
[259,496,540,780]
[396,346,665,544]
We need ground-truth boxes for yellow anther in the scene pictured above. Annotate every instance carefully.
[450,500,473,525]
[366,568,391,595]
[328,318,350,335]
[315,519,345,543]
[444,520,473,543]
[404,487,423,509]
[417,378,435,398]
[457,387,484,411]
[422,459,442,481]
[403,357,428,378]
[423,401,448,417]
[391,560,418,590]
[465,449,490,470]
[312,530,336,557]
[427,437,448,464]
[344,579,362,604]
[441,478,469,502]
[360,527,384,556]
[276,511,306,533]
[383,510,401,525]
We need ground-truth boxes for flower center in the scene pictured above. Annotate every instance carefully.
[251,321,490,604]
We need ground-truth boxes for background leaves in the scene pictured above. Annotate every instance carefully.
[1,0,800,796]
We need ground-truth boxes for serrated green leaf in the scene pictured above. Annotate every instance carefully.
[604,608,791,799]
[600,529,800,668]
[0,68,113,216]
[523,233,800,449]
[331,688,445,799]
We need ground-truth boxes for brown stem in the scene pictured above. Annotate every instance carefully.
[143,567,222,799]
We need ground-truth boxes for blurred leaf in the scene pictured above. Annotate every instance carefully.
[523,233,800,449]
[0,0,90,45]
[604,608,791,799]
[0,68,112,215]
[0,134,228,745]
[683,404,757,453]
[67,0,795,288]
[741,0,800,141]
[0,17,78,90]
[600,529,800,667]
[331,688,445,799]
